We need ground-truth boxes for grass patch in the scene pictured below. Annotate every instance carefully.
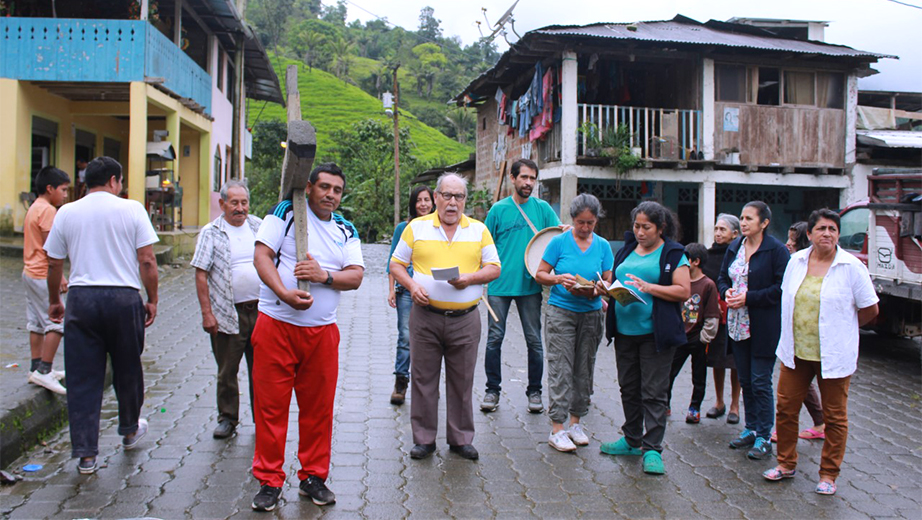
[248,56,471,166]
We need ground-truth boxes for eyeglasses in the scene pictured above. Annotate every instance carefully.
[438,191,466,202]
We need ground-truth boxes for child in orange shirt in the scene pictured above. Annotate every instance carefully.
[23,166,71,394]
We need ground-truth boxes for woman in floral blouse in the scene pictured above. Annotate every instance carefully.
[717,201,790,461]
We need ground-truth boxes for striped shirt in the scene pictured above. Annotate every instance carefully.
[391,212,500,310]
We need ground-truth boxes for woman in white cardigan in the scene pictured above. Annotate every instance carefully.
[762,209,879,496]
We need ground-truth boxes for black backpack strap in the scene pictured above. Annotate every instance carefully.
[275,217,295,268]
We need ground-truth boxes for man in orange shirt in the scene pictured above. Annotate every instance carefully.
[23,166,70,394]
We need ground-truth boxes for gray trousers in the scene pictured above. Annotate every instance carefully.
[545,305,604,425]
[615,333,674,453]
[409,305,481,446]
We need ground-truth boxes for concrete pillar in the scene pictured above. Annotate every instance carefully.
[0,80,23,229]
[231,34,245,179]
[199,131,212,226]
[560,50,579,223]
[845,74,858,165]
[166,110,181,192]
[128,82,148,204]
[699,180,716,245]
[702,58,715,160]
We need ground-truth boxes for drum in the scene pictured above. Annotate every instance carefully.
[524,227,564,278]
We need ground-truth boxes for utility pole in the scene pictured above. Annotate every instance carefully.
[392,64,401,227]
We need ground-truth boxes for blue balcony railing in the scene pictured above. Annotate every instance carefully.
[0,18,211,115]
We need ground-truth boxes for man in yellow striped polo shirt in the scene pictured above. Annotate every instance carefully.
[390,173,500,461]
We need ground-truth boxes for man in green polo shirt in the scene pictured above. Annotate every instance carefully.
[482,159,561,413]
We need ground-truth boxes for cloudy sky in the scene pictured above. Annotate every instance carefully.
[341,0,921,92]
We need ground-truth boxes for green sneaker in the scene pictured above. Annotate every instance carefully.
[600,437,642,456]
[642,451,665,475]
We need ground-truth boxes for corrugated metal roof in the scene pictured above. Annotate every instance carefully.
[858,130,922,149]
[533,19,892,59]
[453,15,893,103]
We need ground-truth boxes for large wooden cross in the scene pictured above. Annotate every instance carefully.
[278,65,317,293]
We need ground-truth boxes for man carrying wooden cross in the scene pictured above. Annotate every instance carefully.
[250,162,364,511]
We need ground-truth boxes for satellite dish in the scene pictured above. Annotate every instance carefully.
[480,0,521,43]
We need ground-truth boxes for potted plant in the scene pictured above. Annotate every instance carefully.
[599,124,642,175]
[578,121,602,157]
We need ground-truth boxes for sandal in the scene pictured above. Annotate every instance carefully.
[763,467,796,481]
[706,405,726,419]
[799,427,826,440]
[816,481,837,495]
[770,430,777,443]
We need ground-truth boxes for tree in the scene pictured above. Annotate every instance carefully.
[329,119,418,242]
[246,120,289,219]
[417,6,442,42]
[330,37,354,81]
[411,43,447,99]
[321,0,347,26]
[445,108,474,144]
[246,0,295,51]
[288,18,340,72]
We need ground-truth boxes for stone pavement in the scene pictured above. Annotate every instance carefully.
[1,244,920,519]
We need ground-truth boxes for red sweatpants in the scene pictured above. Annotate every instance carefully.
[251,312,340,487]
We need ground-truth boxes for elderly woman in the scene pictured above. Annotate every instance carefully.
[535,194,613,453]
[386,185,434,405]
[602,201,690,475]
[703,214,742,424]
[763,209,878,495]
[718,201,790,461]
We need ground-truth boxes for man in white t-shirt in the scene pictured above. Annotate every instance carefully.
[191,180,262,440]
[44,156,160,476]
[249,163,364,512]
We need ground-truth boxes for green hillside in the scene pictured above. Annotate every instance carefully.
[249,56,471,165]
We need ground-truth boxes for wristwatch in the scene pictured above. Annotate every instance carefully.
[323,270,334,286]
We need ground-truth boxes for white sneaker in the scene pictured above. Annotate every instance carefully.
[567,423,590,446]
[549,430,577,452]
[51,370,65,381]
[28,370,67,395]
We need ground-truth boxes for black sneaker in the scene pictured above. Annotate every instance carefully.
[251,485,282,512]
[299,475,336,506]
[747,437,773,460]
[729,429,757,449]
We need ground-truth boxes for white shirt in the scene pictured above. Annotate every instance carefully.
[225,222,260,303]
[256,200,364,327]
[44,191,159,290]
[776,246,879,379]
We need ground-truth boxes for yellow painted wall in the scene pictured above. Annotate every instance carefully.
[0,80,131,230]
[179,124,202,227]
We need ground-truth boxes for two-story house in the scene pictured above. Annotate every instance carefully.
[453,15,894,244]
[0,0,282,233]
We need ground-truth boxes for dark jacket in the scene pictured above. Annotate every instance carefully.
[605,232,688,352]
[703,242,729,284]
[717,234,790,358]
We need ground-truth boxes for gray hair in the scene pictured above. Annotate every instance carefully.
[435,172,468,196]
[716,213,741,234]
[220,179,249,201]
[570,193,604,219]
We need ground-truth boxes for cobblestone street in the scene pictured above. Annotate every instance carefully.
[1,244,920,519]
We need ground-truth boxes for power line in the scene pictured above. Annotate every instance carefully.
[885,0,922,9]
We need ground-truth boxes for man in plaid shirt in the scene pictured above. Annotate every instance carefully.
[191,180,262,439]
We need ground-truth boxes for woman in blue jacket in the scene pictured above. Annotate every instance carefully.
[602,201,690,475]
[718,201,790,460]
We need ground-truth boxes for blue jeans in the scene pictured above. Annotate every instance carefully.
[394,288,413,377]
[484,293,544,396]
[732,338,776,440]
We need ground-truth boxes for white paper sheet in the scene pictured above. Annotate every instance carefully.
[431,266,460,281]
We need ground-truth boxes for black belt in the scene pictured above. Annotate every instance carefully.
[424,304,478,318]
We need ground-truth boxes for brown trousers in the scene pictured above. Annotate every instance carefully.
[776,358,851,481]
[409,305,481,446]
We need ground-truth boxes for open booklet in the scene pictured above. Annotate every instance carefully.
[571,274,647,306]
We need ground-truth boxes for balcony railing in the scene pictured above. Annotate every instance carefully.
[1,18,210,115]
[579,104,703,161]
